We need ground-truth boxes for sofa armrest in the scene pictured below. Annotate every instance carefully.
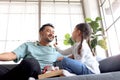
[0,64,17,70]
[99,54,120,73]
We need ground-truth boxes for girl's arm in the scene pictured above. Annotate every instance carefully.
[55,46,73,56]
[68,54,74,59]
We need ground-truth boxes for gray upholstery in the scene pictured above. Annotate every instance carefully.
[41,71,120,80]
[99,54,120,73]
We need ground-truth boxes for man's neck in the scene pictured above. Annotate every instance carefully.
[39,41,50,46]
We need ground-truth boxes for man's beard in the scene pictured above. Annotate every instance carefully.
[47,35,54,42]
[46,39,53,42]
[46,37,54,42]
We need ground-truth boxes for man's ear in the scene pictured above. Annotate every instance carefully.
[40,31,42,34]
[39,31,43,37]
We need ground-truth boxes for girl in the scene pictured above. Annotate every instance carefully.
[54,23,100,75]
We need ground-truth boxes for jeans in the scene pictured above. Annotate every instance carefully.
[0,58,41,80]
[61,57,94,75]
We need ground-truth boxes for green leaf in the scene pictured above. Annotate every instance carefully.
[68,38,75,45]
[97,28,103,32]
[98,39,107,50]
[95,17,102,22]
[64,40,69,45]
[89,21,99,33]
[95,34,103,37]
[85,18,92,22]
[90,38,97,49]
[65,33,71,39]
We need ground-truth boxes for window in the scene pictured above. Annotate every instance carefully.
[99,0,120,56]
[0,1,39,52]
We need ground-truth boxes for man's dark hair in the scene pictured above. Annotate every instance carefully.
[39,23,54,32]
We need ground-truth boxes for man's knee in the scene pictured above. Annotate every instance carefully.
[20,58,41,73]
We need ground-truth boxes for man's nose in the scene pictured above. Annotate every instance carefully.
[49,33,54,37]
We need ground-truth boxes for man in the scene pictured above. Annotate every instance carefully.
[0,23,62,80]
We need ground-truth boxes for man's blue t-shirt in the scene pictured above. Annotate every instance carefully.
[13,41,62,69]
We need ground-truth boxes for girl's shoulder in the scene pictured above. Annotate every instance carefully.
[81,40,92,54]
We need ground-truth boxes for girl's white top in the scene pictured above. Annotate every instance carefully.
[55,40,100,74]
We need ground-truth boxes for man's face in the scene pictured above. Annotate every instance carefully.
[40,26,55,42]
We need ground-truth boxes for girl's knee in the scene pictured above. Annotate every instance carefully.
[63,57,74,63]
[63,57,70,61]
[62,57,73,66]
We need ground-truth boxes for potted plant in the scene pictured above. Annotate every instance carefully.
[63,17,107,56]
[85,17,107,56]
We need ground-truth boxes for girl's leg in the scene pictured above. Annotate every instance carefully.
[61,57,93,75]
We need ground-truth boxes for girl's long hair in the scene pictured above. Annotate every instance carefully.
[76,23,92,55]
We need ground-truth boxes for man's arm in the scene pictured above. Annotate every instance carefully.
[0,52,17,61]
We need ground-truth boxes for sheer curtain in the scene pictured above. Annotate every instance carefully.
[0,2,39,53]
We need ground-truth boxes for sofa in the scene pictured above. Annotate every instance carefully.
[40,54,120,80]
[0,54,120,80]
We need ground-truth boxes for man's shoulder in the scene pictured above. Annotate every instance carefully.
[23,41,36,46]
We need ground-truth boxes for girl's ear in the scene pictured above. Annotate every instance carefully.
[78,30,81,36]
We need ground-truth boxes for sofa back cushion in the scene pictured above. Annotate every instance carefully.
[99,54,120,73]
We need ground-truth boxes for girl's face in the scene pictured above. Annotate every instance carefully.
[72,27,81,42]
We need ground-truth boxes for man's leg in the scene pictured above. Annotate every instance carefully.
[1,58,41,80]
[0,64,17,78]
[61,57,93,75]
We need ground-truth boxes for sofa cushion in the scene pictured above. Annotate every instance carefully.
[99,54,120,73]
[0,64,17,77]
[41,71,120,80]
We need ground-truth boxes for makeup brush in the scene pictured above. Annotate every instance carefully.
[55,35,58,45]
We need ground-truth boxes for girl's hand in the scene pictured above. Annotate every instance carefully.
[53,43,57,47]
[57,57,64,61]
[68,54,74,59]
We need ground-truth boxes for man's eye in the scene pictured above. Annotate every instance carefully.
[46,30,50,32]
[46,29,54,34]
